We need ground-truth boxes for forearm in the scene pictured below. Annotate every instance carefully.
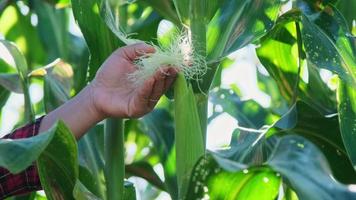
[39,84,104,139]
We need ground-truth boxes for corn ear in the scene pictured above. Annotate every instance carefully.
[174,74,205,198]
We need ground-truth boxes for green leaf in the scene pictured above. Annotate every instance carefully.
[5,192,36,200]
[77,125,106,199]
[276,101,356,183]
[47,0,71,8]
[78,165,103,198]
[257,10,337,114]
[100,0,142,45]
[207,0,282,60]
[141,109,178,198]
[210,89,274,129]
[298,3,356,87]
[43,63,73,113]
[0,40,28,81]
[174,74,205,197]
[201,0,282,92]
[0,5,46,68]
[172,0,220,25]
[172,0,189,24]
[141,110,175,162]
[0,87,10,109]
[37,120,79,200]
[71,0,122,81]
[123,181,137,200]
[126,3,165,43]
[0,73,22,93]
[185,155,280,200]
[298,104,356,182]
[137,0,180,25]
[33,0,70,61]
[126,162,165,191]
[0,40,34,122]
[0,127,56,174]
[67,35,90,93]
[0,58,20,109]
[73,180,101,200]
[337,0,356,30]
[337,80,356,170]
[268,135,356,200]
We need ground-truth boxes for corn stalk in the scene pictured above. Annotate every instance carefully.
[104,2,127,200]
[190,0,209,145]
[104,118,124,200]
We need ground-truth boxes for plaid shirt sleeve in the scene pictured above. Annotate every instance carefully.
[0,116,44,199]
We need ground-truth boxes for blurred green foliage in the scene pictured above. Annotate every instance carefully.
[0,0,355,199]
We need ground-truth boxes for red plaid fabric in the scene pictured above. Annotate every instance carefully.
[0,117,44,199]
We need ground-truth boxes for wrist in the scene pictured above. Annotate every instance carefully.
[39,83,107,139]
[80,83,107,122]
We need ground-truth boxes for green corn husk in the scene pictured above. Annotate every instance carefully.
[174,74,205,198]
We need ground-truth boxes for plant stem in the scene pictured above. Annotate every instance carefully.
[195,93,208,147]
[23,78,35,123]
[104,2,127,200]
[190,0,208,146]
[104,118,125,200]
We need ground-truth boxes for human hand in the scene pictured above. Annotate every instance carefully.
[89,43,178,118]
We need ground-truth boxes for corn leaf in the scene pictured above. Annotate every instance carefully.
[257,10,337,115]
[0,5,46,68]
[77,125,106,199]
[0,87,10,109]
[78,165,103,199]
[141,109,178,198]
[268,135,356,200]
[210,89,275,129]
[0,60,13,109]
[201,0,282,92]
[174,74,205,197]
[71,0,122,81]
[37,121,78,200]
[282,102,356,183]
[0,127,56,174]
[0,74,22,93]
[73,180,101,200]
[211,86,356,183]
[173,0,221,25]
[33,0,69,61]
[185,155,280,200]
[43,64,72,113]
[137,0,180,25]
[0,40,34,122]
[337,80,356,171]
[186,133,356,200]
[296,2,356,87]
[123,181,137,200]
[172,0,189,24]
[207,0,282,60]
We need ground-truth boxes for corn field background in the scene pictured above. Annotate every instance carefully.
[0,0,355,199]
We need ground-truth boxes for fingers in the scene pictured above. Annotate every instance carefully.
[117,43,156,61]
[163,68,178,92]
[148,68,178,107]
[148,71,166,107]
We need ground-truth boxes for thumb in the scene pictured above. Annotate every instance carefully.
[116,43,156,61]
